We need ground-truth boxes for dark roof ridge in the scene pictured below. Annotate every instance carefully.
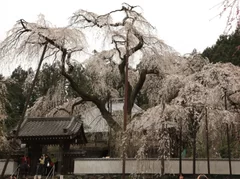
[10,116,86,142]
[65,116,76,130]
[70,121,80,133]
[28,117,72,121]
[64,116,82,133]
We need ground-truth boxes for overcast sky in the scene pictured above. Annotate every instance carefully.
[0,0,231,55]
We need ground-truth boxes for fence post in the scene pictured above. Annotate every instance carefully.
[224,90,232,179]
[179,118,182,174]
[205,107,210,176]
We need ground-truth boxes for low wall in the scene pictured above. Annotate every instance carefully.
[74,158,240,175]
[0,159,18,175]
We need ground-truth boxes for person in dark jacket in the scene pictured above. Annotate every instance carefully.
[44,154,52,176]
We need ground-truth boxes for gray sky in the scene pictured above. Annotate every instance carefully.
[0,0,230,55]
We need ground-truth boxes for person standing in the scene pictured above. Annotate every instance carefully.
[50,154,57,173]
[38,154,45,176]
[19,155,30,179]
[44,154,52,176]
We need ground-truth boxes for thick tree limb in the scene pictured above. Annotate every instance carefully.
[53,108,70,116]
[71,99,84,115]
[19,20,121,131]
[118,29,144,84]
[60,51,120,131]
[117,29,144,115]
[130,69,159,109]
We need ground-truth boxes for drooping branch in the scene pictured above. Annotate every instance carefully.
[71,4,137,28]
[18,20,100,102]
[21,19,121,131]
[9,18,121,131]
[18,19,84,54]
[215,0,240,32]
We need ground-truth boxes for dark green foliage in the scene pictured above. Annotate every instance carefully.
[202,27,240,65]
[4,63,64,130]
[136,91,149,110]
[5,66,28,130]
[66,63,94,98]
[4,62,92,131]
[10,66,28,83]
[35,62,62,96]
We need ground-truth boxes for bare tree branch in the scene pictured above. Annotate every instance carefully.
[71,99,85,115]
[53,107,70,116]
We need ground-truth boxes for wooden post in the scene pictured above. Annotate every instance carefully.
[161,150,165,175]
[62,143,70,175]
[161,124,165,175]
[224,90,232,179]
[193,135,196,176]
[122,30,130,179]
[226,124,232,179]
[205,107,210,176]
[28,144,42,175]
[192,108,196,177]
[179,118,182,175]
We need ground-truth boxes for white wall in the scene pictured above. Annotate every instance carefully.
[0,160,18,175]
[74,158,240,175]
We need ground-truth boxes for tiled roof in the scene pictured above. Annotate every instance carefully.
[18,117,83,137]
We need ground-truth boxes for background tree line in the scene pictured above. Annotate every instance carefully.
[202,26,240,65]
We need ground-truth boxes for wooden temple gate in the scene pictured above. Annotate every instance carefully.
[13,116,87,175]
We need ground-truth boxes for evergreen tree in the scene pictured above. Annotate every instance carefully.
[5,63,64,129]
[35,62,62,96]
[202,27,240,65]
[5,66,28,129]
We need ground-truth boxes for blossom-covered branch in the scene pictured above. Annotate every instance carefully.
[218,0,240,32]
